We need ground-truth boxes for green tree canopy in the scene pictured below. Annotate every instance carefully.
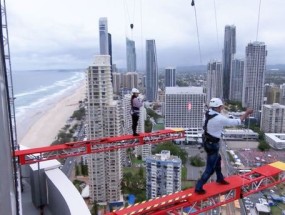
[152,142,188,164]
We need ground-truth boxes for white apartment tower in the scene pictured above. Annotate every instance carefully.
[242,42,267,120]
[206,61,223,103]
[123,72,138,90]
[145,150,181,199]
[165,87,205,129]
[122,94,151,160]
[261,103,285,133]
[229,59,244,102]
[86,55,123,203]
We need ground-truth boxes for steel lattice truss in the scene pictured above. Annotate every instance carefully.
[107,162,285,215]
[14,130,285,215]
[15,129,185,165]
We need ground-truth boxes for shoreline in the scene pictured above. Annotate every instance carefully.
[19,82,85,148]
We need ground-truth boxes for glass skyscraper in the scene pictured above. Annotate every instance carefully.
[99,17,109,55]
[222,25,236,100]
[146,39,158,102]
[229,59,244,102]
[126,38,136,72]
[165,67,176,87]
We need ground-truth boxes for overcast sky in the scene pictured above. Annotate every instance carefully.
[8,0,285,70]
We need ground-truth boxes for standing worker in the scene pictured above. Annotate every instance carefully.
[131,88,143,136]
[195,98,253,194]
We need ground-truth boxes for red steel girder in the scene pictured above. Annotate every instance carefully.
[14,129,184,165]
[108,162,285,215]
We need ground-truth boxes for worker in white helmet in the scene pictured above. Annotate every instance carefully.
[195,98,253,194]
[131,88,143,136]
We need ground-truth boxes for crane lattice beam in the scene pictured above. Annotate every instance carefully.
[107,161,285,215]
[15,129,185,165]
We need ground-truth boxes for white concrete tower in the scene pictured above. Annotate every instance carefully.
[86,55,123,203]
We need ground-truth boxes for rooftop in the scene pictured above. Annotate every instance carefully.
[165,87,204,94]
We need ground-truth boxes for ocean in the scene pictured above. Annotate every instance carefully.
[13,69,85,139]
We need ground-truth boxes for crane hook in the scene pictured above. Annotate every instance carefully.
[191,0,195,6]
[130,23,134,29]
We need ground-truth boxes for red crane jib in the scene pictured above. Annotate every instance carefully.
[107,162,285,215]
[14,129,185,165]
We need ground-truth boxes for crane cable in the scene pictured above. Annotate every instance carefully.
[191,0,202,64]
[123,0,136,39]
[140,0,144,73]
[256,0,262,41]
[213,0,220,52]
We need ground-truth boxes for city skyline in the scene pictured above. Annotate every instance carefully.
[8,0,285,70]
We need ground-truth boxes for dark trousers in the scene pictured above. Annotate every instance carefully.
[131,114,139,134]
[195,142,224,191]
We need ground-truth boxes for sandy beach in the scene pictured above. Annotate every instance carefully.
[19,84,85,148]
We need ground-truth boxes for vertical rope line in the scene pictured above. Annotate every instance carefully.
[193,5,202,64]
[213,0,220,51]
[140,0,144,72]
[256,0,262,41]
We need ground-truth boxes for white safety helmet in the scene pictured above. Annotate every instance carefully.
[131,88,140,94]
[209,98,223,107]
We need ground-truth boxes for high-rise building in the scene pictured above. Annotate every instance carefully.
[229,59,244,102]
[126,38,137,72]
[145,150,181,199]
[206,61,223,103]
[112,72,122,94]
[165,67,176,87]
[146,39,158,102]
[242,42,267,120]
[165,87,205,129]
[123,72,138,90]
[99,18,109,55]
[264,84,280,104]
[261,103,285,133]
[280,84,285,105]
[108,33,113,68]
[222,25,236,100]
[86,55,123,203]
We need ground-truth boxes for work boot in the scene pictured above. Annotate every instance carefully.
[216,180,230,185]
[194,189,206,195]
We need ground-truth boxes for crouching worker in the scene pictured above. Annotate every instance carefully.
[131,88,143,136]
[195,98,253,194]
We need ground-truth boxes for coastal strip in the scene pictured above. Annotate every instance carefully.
[19,83,85,148]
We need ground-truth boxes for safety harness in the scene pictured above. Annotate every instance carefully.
[202,111,220,143]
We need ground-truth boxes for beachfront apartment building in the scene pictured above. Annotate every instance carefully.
[261,103,285,133]
[145,150,181,199]
[164,87,205,129]
[122,94,151,160]
[86,55,123,203]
